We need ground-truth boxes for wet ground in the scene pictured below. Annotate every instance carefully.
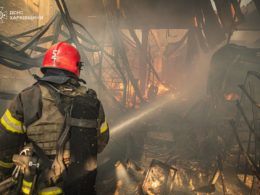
[96,94,258,194]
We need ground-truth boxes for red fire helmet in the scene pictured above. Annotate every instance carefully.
[42,42,81,77]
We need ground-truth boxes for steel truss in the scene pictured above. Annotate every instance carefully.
[230,71,260,193]
[0,0,164,109]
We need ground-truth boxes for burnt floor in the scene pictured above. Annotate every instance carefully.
[96,94,258,195]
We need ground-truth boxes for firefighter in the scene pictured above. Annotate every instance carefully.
[0,42,109,195]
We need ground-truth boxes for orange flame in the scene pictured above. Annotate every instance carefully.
[157,83,170,95]
[224,92,240,101]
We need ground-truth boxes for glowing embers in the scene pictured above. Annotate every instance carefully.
[114,159,177,195]
[115,161,130,182]
[157,83,170,96]
[237,174,255,189]
[142,159,177,195]
[224,92,240,101]
[147,83,170,100]
[114,161,141,194]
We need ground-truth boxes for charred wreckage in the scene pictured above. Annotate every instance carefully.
[0,0,260,194]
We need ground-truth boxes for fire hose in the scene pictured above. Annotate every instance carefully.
[0,147,35,194]
[0,176,17,193]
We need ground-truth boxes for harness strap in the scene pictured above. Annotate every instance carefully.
[67,117,98,128]
[54,110,71,183]
[97,102,104,136]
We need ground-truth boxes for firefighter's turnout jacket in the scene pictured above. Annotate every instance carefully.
[0,78,109,194]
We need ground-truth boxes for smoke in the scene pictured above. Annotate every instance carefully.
[180,49,213,98]
[110,93,176,137]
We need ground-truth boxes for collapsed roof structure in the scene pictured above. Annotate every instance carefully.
[0,0,259,194]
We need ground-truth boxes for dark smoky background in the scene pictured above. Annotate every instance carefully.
[0,0,260,194]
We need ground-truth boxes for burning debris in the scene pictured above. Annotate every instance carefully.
[0,0,260,195]
[112,159,177,195]
[142,160,177,195]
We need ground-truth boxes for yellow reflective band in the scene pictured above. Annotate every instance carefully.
[0,109,24,134]
[0,117,24,134]
[5,109,22,126]
[38,187,63,195]
[100,120,108,134]
[22,180,33,188]
[0,160,14,169]
[21,186,31,195]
